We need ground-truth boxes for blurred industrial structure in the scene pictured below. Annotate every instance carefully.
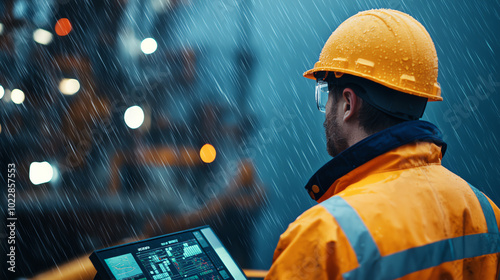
[0,0,266,279]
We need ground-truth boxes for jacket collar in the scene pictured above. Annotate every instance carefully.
[305,120,447,202]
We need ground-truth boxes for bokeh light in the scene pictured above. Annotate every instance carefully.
[200,144,216,163]
[11,89,25,104]
[59,78,80,95]
[140,38,158,54]
[0,85,4,99]
[124,105,145,129]
[55,18,72,36]
[29,161,54,185]
[33,28,53,45]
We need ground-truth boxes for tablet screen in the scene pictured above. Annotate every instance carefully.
[90,226,246,280]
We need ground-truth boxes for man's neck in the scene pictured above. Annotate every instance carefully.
[346,125,370,149]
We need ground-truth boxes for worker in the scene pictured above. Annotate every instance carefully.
[265,9,500,279]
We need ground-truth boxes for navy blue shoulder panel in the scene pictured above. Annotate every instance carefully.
[305,120,446,201]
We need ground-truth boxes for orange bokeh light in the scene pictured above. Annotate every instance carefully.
[55,18,72,36]
[200,144,216,163]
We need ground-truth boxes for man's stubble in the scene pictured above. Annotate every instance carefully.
[323,105,349,157]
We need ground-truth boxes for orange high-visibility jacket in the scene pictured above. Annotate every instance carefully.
[266,121,500,279]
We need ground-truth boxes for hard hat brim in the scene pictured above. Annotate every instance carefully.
[303,67,442,101]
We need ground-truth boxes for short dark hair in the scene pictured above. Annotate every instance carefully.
[329,83,406,135]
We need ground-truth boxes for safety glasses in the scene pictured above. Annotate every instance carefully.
[315,79,329,113]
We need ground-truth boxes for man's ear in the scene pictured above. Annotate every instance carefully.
[342,87,362,122]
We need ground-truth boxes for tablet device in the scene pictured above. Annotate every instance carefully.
[90,225,247,280]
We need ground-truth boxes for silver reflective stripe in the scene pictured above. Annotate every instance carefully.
[468,183,499,234]
[320,196,381,277]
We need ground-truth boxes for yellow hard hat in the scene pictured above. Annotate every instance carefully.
[304,9,442,101]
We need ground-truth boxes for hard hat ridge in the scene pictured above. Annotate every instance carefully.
[304,9,442,102]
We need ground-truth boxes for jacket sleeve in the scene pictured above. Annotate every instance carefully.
[264,205,345,280]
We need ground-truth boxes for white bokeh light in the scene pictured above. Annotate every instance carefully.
[33,28,53,45]
[124,105,145,129]
[29,162,54,185]
[59,78,80,95]
[0,85,4,99]
[140,38,158,54]
[11,89,25,104]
